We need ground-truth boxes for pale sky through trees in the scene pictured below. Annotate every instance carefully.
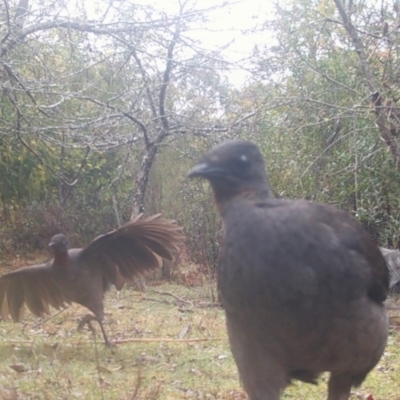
[145,0,274,86]
[76,0,275,86]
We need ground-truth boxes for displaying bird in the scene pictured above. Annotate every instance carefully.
[0,214,185,346]
[380,247,400,294]
[188,140,389,400]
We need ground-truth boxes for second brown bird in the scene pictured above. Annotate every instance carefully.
[0,213,185,346]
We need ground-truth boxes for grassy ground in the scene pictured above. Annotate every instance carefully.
[0,260,400,399]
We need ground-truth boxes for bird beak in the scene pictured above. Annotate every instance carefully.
[188,163,227,179]
[48,242,55,248]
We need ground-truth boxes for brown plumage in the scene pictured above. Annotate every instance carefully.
[0,214,185,346]
[189,140,388,400]
[380,247,400,294]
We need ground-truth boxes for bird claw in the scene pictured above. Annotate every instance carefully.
[77,314,96,331]
[77,314,114,347]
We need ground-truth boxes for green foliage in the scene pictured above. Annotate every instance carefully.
[237,0,400,247]
[2,0,400,259]
[0,139,135,253]
[145,137,222,273]
[0,0,236,257]
[0,139,49,207]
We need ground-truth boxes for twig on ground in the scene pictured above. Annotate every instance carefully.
[150,289,192,304]
[140,297,176,305]
[28,308,68,329]
[4,337,223,345]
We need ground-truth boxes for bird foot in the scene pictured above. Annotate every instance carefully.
[77,314,114,347]
[77,314,96,331]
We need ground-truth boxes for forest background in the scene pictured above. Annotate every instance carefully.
[1,0,400,275]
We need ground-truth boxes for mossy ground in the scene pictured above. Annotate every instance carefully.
[0,257,399,399]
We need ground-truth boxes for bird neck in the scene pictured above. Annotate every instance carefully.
[53,251,70,270]
[214,186,271,217]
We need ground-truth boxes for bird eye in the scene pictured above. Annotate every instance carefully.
[239,154,248,163]
[233,153,251,175]
[238,154,251,169]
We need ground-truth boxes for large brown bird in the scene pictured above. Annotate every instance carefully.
[189,140,388,400]
[0,214,184,346]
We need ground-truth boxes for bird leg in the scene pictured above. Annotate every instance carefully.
[327,373,352,400]
[77,314,113,347]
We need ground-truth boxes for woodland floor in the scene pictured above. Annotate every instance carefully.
[0,256,400,400]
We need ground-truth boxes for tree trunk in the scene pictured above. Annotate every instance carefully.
[130,143,158,218]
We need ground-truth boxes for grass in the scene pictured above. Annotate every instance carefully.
[0,260,400,399]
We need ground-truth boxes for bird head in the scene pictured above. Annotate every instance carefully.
[48,234,70,253]
[188,140,271,209]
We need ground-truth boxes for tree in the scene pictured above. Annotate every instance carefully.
[243,0,400,246]
[0,0,240,227]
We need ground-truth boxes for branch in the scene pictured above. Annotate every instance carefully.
[2,63,51,118]
[294,48,360,95]
[78,96,148,136]
[158,16,182,136]
[0,0,11,45]
[232,112,256,127]
[4,88,81,187]
[60,146,91,205]
[333,0,376,92]
[333,0,400,164]
[129,46,158,116]
[0,17,176,58]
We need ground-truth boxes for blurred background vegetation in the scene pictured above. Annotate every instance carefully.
[1,0,400,277]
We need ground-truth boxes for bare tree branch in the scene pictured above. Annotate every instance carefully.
[333,0,400,164]
[0,0,11,45]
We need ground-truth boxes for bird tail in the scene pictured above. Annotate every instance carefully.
[125,214,185,261]
[86,213,185,285]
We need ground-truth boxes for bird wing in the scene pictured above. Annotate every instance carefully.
[0,263,70,322]
[309,202,389,303]
[379,248,400,293]
[77,214,185,287]
[223,199,389,304]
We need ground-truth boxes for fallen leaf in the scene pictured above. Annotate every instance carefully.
[178,324,191,339]
[9,364,26,373]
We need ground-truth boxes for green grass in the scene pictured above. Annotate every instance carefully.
[0,281,400,399]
